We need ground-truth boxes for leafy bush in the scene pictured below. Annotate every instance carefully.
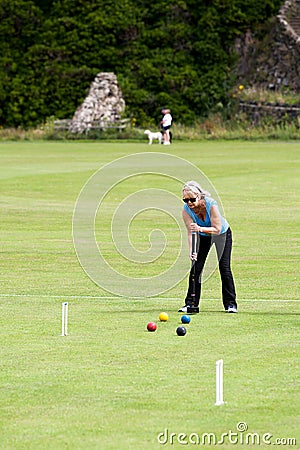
[0,0,283,128]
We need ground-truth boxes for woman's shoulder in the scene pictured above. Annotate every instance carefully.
[205,197,218,212]
[206,196,217,206]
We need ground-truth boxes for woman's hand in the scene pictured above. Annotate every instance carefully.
[190,251,197,261]
[190,223,201,233]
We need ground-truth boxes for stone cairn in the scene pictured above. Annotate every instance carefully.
[69,72,126,133]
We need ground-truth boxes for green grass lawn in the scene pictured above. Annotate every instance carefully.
[0,140,299,449]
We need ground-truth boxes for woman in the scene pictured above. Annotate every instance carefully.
[179,180,238,313]
[160,108,172,145]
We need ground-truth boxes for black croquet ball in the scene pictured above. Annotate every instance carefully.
[176,326,186,336]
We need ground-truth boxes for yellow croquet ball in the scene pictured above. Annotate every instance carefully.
[159,312,169,322]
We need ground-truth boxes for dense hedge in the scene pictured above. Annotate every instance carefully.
[0,0,282,127]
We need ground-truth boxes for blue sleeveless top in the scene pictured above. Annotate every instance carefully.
[184,197,229,236]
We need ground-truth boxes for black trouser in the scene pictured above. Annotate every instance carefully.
[185,228,237,310]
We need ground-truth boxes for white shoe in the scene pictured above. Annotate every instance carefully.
[178,305,199,313]
[178,305,188,312]
[227,306,237,313]
[163,141,170,145]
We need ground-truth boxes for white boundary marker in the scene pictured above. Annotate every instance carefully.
[61,302,68,336]
[215,359,224,406]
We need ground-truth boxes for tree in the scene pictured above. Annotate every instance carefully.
[0,0,283,127]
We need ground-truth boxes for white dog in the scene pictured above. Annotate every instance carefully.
[144,129,163,145]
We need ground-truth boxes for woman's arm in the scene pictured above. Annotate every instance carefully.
[182,209,197,260]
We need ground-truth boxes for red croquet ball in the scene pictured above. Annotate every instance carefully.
[147,322,157,332]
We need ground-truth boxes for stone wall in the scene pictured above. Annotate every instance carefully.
[236,0,300,122]
[239,100,300,124]
[266,0,300,91]
[69,72,125,133]
[236,0,300,92]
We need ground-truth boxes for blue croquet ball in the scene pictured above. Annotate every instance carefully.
[181,315,191,324]
[176,326,186,336]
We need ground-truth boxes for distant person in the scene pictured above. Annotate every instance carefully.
[179,180,238,314]
[160,108,172,145]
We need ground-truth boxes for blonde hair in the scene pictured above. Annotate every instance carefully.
[182,180,211,197]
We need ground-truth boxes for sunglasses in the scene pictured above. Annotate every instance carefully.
[182,197,197,203]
